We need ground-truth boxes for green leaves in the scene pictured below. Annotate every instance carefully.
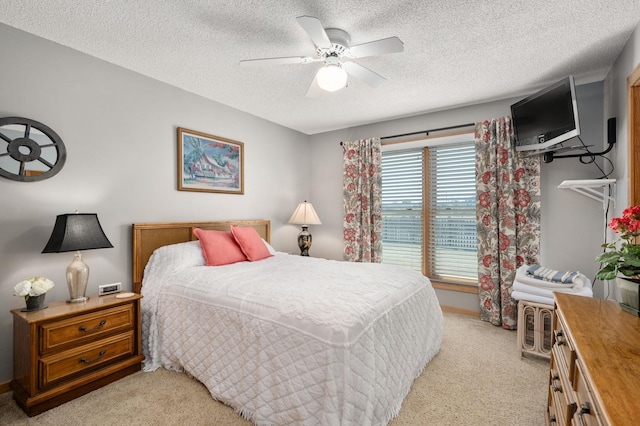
[595,243,640,280]
[595,251,621,264]
[594,266,617,281]
[596,206,640,281]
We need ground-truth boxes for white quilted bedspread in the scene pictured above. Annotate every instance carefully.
[142,241,443,426]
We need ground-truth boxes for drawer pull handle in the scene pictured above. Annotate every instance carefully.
[79,350,106,364]
[549,415,556,424]
[79,319,107,332]
[578,402,591,424]
[551,382,562,393]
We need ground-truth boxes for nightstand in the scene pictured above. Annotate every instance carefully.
[10,293,144,416]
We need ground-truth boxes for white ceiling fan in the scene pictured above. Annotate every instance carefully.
[239,16,404,96]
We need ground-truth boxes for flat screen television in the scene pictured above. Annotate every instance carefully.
[511,75,580,152]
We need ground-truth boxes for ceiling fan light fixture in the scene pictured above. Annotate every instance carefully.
[316,64,347,92]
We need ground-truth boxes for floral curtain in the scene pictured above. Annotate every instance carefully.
[476,117,541,329]
[342,138,382,262]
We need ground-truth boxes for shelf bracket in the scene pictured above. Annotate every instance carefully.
[557,179,616,210]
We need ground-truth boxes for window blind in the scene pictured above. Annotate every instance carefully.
[426,143,478,282]
[381,149,423,272]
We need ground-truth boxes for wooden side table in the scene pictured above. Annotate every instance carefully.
[11,293,144,416]
[517,299,553,359]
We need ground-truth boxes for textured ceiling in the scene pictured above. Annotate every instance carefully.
[2,1,640,135]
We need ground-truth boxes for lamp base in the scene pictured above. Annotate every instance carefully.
[297,226,312,256]
[66,252,90,303]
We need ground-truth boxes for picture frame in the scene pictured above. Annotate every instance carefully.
[177,127,244,194]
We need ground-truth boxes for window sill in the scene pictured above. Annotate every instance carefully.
[431,280,478,294]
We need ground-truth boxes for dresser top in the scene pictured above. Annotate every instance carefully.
[11,293,142,323]
[554,293,640,425]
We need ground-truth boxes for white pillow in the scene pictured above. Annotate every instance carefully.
[152,240,205,270]
[262,238,277,255]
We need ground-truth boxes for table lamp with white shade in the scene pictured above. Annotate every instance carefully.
[288,201,322,256]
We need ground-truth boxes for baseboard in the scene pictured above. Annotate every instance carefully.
[0,380,11,394]
[440,304,480,318]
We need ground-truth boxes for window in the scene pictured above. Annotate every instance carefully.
[381,141,478,285]
[381,149,423,271]
[426,143,477,282]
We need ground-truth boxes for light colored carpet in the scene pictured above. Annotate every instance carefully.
[0,312,548,425]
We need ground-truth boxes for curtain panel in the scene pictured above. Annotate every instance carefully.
[475,117,541,329]
[342,138,382,262]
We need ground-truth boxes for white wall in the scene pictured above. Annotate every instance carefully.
[541,82,610,299]
[601,20,640,300]
[0,24,308,383]
[604,20,640,209]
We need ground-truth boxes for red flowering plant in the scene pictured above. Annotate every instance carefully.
[595,205,640,281]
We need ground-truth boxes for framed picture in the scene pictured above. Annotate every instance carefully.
[177,127,244,194]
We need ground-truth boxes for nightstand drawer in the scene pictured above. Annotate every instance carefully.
[39,304,135,354]
[39,330,135,389]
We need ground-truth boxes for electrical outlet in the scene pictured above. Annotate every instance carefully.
[98,282,122,296]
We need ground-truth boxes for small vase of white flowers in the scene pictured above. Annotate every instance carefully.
[14,277,55,312]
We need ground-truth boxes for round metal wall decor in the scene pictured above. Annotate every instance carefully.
[0,117,67,182]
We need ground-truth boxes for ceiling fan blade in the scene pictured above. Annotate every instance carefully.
[349,37,404,58]
[239,56,315,66]
[343,61,386,88]
[296,16,331,49]
[305,75,323,98]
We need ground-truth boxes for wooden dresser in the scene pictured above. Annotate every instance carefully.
[547,293,640,425]
[11,294,144,416]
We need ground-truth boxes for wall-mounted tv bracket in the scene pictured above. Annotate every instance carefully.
[542,117,616,164]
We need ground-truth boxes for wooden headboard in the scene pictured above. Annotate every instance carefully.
[132,219,270,293]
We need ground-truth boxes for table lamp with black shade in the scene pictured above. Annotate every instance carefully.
[42,213,113,303]
[288,201,322,256]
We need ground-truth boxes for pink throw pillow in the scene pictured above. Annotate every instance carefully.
[230,226,273,261]
[193,228,247,266]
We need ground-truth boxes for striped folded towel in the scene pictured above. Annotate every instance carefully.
[526,264,579,284]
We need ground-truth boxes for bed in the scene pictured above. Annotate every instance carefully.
[133,220,443,426]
